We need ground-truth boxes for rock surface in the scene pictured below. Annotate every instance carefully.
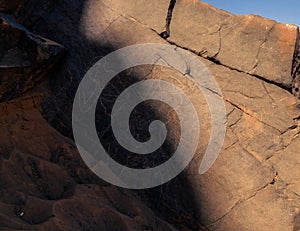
[100,0,298,87]
[0,0,300,231]
[292,32,300,100]
[0,94,178,231]
[0,14,65,102]
[171,0,298,87]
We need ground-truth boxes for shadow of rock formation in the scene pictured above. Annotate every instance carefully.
[0,0,300,230]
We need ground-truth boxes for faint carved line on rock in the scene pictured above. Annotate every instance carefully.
[210,24,224,58]
[223,97,282,133]
[100,0,165,37]
[226,108,235,117]
[262,81,276,104]
[205,179,274,229]
[266,129,300,160]
[101,15,122,36]
[223,140,238,151]
[223,89,265,100]
[286,182,300,198]
[228,115,242,128]
[248,23,277,75]
[95,1,148,32]
[229,125,264,163]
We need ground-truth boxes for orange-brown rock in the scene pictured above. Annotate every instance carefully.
[0,0,300,231]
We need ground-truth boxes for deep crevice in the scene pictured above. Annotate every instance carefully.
[118,1,295,95]
[160,0,176,39]
[292,31,300,100]
[167,39,292,92]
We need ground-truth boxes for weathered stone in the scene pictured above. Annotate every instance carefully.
[103,0,170,33]
[0,0,26,15]
[169,0,298,87]
[292,33,300,100]
[0,95,178,231]
[1,0,300,230]
[269,134,300,195]
[80,0,299,87]
[209,186,300,231]
[0,14,64,102]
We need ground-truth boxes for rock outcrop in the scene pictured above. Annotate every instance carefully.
[102,0,298,87]
[0,0,300,231]
[0,14,64,102]
[0,95,178,231]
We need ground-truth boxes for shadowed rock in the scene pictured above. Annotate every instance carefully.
[0,14,64,102]
[292,33,300,100]
[0,0,26,15]
[0,0,300,231]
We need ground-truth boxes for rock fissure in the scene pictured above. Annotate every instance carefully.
[1,1,300,230]
[160,0,176,39]
[249,23,277,74]
[96,1,296,96]
[292,33,300,100]
[164,38,293,93]
[206,178,275,228]
[224,97,283,133]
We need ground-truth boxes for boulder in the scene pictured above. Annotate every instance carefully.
[0,14,64,102]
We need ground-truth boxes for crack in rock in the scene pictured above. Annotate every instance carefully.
[205,174,277,229]
[160,0,176,39]
[292,31,300,100]
[248,23,277,75]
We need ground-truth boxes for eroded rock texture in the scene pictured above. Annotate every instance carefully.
[292,33,300,100]
[101,0,298,87]
[0,96,178,231]
[0,0,300,231]
[0,14,64,102]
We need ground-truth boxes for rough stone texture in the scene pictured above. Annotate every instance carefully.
[0,14,64,102]
[292,33,300,100]
[169,0,298,87]
[0,0,300,231]
[103,0,170,33]
[0,94,178,231]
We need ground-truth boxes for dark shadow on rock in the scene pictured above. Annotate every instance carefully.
[294,212,300,231]
[0,13,65,102]
[14,0,205,230]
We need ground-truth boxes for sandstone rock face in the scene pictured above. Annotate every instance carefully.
[169,0,298,87]
[0,0,300,231]
[0,95,178,231]
[0,14,64,102]
[95,0,298,87]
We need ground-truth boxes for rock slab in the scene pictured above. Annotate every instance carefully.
[0,0,300,231]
